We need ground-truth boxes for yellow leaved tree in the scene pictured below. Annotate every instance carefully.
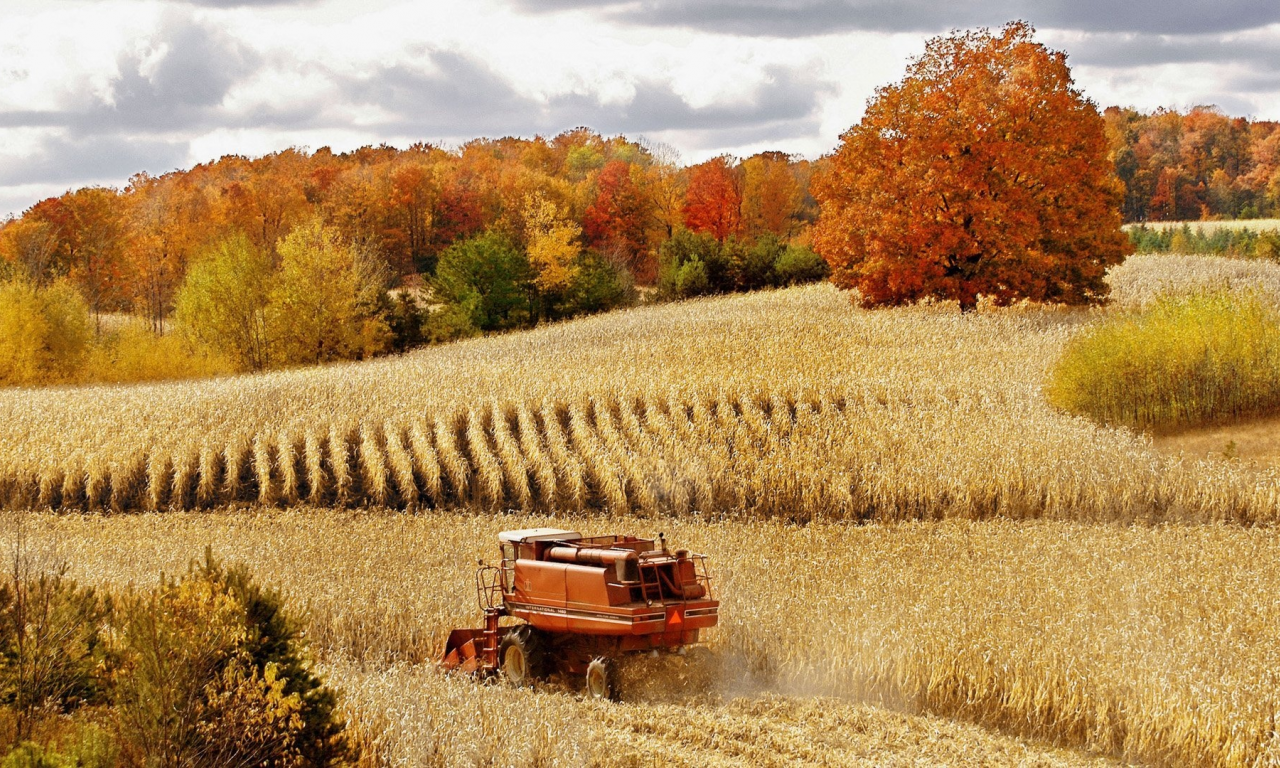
[269,219,391,366]
[523,192,581,293]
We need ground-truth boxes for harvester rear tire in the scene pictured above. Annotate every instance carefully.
[500,625,545,687]
[585,657,617,701]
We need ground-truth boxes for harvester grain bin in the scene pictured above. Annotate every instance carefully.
[440,528,718,699]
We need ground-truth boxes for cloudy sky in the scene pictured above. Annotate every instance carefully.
[2,0,1278,218]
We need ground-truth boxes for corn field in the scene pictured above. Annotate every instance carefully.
[9,509,1278,767]
[5,254,1280,765]
[3,254,1279,523]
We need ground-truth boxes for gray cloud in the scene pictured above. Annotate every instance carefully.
[1064,33,1280,70]
[338,51,831,144]
[0,135,189,186]
[0,12,258,135]
[1226,72,1280,96]
[339,52,538,136]
[513,0,1280,37]
[98,13,259,132]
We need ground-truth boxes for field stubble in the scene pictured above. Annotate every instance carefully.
[3,255,1280,524]
[9,509,1278,766]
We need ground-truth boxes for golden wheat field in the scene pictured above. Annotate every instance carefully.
[7,509,1280,766]
[6,253,1280,765]
[2,254,1279,523]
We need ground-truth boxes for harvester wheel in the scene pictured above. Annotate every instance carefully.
[584,657,617,701]
[499,625,545,686]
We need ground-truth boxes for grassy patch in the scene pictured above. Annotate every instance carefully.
[1046,289,1280,432]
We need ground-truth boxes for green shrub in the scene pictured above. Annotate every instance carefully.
[1126,223,1280,260]
[773,245,829,285]
[1,727,114,768]
[1046,289,1280,431]
[387,292,427,352]
[731,235,782,291]
[2,743,71,768]
[556,250,637,318]
[422,302,480,344]
[113,550,348,766]
[657,230,721,299]
[674,259,710,297]
[0,566,111,748]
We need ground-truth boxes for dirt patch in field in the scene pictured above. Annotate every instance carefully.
[1152,415,1280,467]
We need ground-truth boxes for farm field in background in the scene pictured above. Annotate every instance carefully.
[8,509,1279,766]
[3,254,1280,524]
[1126,218,1280,233]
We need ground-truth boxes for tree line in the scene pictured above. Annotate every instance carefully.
[1105,106,1280,222]
[0,133,817,324]
[0,133,826,385]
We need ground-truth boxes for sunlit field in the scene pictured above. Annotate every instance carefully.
[5,254,1280,765]
[3,254,1279,524]
[7,509,1278,766]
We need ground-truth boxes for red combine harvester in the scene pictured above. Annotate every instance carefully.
[441,528,718,699]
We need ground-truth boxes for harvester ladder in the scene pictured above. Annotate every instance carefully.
[638,562,662,603]
[480,607,501,670]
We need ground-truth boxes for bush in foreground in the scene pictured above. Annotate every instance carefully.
[1047,288,1280,431]
[0,546,349,766]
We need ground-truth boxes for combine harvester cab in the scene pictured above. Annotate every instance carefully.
[441,528,718,699]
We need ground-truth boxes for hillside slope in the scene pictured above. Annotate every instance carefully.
[2,254,1279,522]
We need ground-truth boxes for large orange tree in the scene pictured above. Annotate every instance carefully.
[813,22,1131,312]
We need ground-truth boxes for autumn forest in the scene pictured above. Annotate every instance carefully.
[1,103,1279,386]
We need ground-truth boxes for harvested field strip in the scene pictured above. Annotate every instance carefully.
[5,387,1280,521]
[13,510,1276,767]
[333,661,1111,767]
[0,390,819,514]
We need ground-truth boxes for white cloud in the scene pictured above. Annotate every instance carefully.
[0,0,1278,217]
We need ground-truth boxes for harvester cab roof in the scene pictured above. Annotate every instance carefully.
[497,528,581,542]
[441,529,718,700]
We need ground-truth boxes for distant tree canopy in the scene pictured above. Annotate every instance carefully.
[813,21,1132,312]
[0,132,818,317]
[1105,106,1280,222]
[0,129,829,384]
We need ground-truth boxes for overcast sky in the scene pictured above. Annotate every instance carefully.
[2,0,1278,218]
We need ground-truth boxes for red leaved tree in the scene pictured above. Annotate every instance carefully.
[682,156,742,242]
[583,160,653,280]
[812,22,1131,312]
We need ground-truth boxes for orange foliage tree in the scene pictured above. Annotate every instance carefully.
[740,151,801,238]
[46,188,129,321]
[583,160,653,281]
[682,156,741,242]
[813,22,1131,312]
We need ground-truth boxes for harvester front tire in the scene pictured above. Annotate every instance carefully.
[585,657,617,701]
[500,625,545,687]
